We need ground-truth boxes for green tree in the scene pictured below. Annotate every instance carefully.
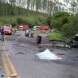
[9,0,16,15]
[61,14,78,38]
[71,1,77,14]
[42,0,48,12]
[51,12,78,39]
[35,0,41,11]
[27,0,31,10]
[51,12,70,30]
[30,0,35,10]
[9,0,16,6]
[47,0,56,16]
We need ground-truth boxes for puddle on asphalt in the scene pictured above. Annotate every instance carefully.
[57,53,65,55]
[18,44,27,47]
[71,56,78,61]
[15,52,25,55]
[12,43,17,45]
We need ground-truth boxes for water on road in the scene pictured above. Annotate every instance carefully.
[4,31,78,78]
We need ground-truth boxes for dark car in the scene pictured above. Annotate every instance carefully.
[68,35,78,48]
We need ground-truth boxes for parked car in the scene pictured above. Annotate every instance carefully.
[68,34,78,48]
[18,24,29,31]
[4,25,12,35]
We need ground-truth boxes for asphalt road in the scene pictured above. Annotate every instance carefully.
[0,41,6,78]
[4,31,78,78]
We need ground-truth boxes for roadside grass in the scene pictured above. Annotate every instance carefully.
[48,31,65,41]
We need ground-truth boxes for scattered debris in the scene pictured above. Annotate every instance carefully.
[35,49,62,61]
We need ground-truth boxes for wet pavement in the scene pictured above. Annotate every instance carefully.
[0,41,5,78]
[0,68,5,78]
[4,31,78,78]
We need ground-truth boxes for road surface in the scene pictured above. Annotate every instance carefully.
[4,31,78,78]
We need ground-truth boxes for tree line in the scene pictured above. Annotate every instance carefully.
[0,1,28,16]
[0,0,59,16]
[0,0,78,16]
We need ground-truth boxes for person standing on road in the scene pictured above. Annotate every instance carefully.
[25,29,29,37]
[36,35,42,45]
[0,27,4,41]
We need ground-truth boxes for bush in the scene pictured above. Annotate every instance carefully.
[50,12,78,40]
[16,17,27,25]
[51,12,70,31]
[61,14,78,39]
[48,31,64,41]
